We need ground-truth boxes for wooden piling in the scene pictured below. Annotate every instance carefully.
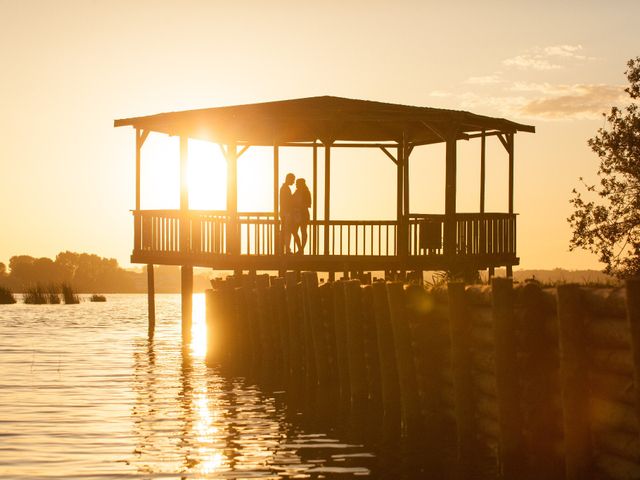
[147,264,155,338]
[371,281,401,417]
[271,277,290,378]
[204,288,214,363]
[520,283,564,479]
[448,282,476,475]
[557,284,592,480]
[332,280,351,404]
[361,285,382,407]
[181,265,193,343]
[625,278,640,443]
[386,282,421,433]
[285,273,304,390]
[491,277,525,479]
[343,280,369,406]
[302,271,331,387]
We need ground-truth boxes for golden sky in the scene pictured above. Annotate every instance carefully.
[1,0,638,270]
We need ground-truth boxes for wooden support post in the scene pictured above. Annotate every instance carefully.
[508,133,514,214]
[179,136,190,255]
[557,284,592,480]
[273,145,280,255]
[444,134,457,256]
[323,142,331,255]
[492,277,525,479]
[448,282,476,476]
[402,133,409,259]
[134,129,145,252]
[181,265,193,344]
[480,130,486,214]
[396,143,404,257]
[180,136,189,213]
[147,264,155,338]
[625,278,640,442]
[312,143,318,254]
[226,142,238,254]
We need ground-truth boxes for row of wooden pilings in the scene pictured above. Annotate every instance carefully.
[205,274,640,480]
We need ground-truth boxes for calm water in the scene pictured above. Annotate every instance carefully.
[0,294,376,479]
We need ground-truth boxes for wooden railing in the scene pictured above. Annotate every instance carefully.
[408,213,516,257]
[133,210,516,259]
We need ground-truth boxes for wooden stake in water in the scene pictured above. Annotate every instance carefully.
[492,277,525,479]
[625,278,640,442]
[147,263,155,338]
[557,284,592,480]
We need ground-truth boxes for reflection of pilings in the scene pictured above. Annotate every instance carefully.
[206,274,640,480]
[131,339,159,472]
[178,345,195,472]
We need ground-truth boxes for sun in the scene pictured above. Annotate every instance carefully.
[187,139,227,210]
[141,134,273,212]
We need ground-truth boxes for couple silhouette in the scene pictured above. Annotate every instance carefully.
[279,173,311,254]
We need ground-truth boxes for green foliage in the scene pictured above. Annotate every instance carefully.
[90,294,107,302]
[0,286,16,304]
[569,57,640,279]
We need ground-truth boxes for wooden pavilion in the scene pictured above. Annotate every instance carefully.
[115,96,534,332]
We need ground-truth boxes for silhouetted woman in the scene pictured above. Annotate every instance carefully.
[292,178,311,254]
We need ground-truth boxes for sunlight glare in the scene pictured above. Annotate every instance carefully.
[187,140,227,210]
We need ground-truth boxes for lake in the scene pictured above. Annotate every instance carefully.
[0,294,397,479]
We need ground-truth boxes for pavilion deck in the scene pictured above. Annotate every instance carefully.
[132,209,517,272]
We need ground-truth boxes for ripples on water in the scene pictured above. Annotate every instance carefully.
[0,295,377,479]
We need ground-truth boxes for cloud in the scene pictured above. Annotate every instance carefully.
[502,44,592,71]
[503,55,562,71]
[543,44,588,59]
[519,84,626,119]
[465,74,503,85]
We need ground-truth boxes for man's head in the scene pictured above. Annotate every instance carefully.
[296,178,306,188]
[285,173,295,186]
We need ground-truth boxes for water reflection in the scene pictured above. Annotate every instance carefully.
[0,294,377,479]
[130,294,373,478]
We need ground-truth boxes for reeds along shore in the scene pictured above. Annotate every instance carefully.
[0,286,16,304]
[205,274,640,480]
[20,283,80,304]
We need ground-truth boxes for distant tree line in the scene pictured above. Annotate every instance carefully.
[0,252,213,293]
[0,252,139,293]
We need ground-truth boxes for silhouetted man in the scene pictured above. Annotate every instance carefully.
[280,173,299,254]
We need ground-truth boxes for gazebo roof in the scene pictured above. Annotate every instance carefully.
[114,95,535,145]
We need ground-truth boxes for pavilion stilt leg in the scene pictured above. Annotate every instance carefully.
[506,265,513,278]
[181,265,193,343]
[147,264,155,338]
[488,267,495,281]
